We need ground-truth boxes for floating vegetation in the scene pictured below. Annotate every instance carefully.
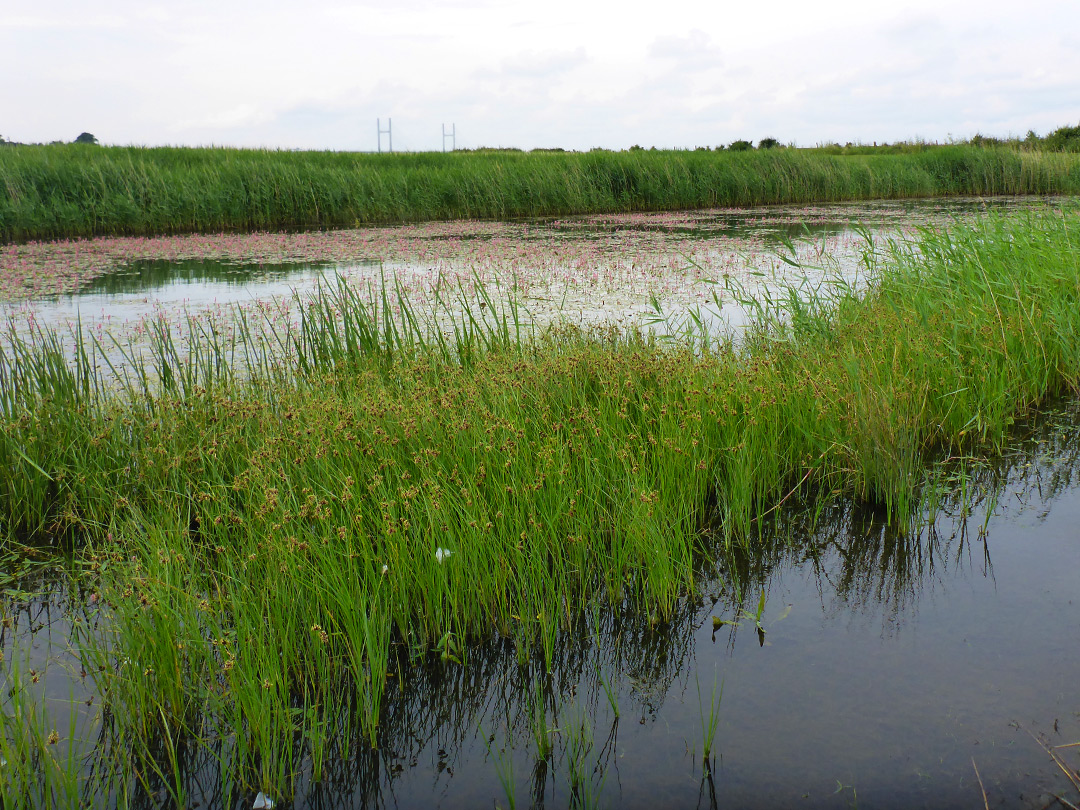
[2,195,970,303]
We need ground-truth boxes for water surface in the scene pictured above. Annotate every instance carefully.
[5,197,1062,341]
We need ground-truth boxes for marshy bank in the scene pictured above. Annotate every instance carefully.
[1,205,1080,808]
[3,143,1080,242]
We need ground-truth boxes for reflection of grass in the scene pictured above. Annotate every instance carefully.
[562,708,606,810]
[0,658,85,808]
[597,667,619,719]
[1,208,1080,801]
[531,682,554,761]
[482,725,517,810]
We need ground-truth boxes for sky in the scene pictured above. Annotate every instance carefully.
[3,0,1079,152]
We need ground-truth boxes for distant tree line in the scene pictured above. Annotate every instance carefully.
[814,124,1080,155]
[4,125,1079,154]
[966,124,1080,152]
[1,132,99,147]
[455,125,1080,155]
[609,137,786,153]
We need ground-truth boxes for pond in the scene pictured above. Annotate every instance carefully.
[1,197,1059,347]
[2,197,1079,808]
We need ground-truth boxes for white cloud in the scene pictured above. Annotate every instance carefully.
[481,47,589,79]
[2,0,1077,150]
[649,29,717,62]
[0,13,127,29]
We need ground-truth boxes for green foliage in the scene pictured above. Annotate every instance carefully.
[696,671,722,771]
[728,140,753,152]
[757,137,781,150]
[946,124,1080,153]
[73,132,98,145]
[1045,124,1080,153]
[968,133,1004,148]
[5,144,1078,243]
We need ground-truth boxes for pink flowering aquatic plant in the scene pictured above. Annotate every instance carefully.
[0,200,1005,304]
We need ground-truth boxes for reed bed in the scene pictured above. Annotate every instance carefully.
[1,206,1079,804]
[3,144,1079,242]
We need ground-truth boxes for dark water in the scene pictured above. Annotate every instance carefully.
[4,403,1080,809]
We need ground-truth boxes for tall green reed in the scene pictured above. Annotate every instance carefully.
[4,144,1080,242]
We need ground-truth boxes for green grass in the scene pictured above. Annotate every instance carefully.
[696,670,722,775]
[3,144,1080,242]
[1,205,1079,803]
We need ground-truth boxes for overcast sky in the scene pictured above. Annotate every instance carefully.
[3,0,1078,152]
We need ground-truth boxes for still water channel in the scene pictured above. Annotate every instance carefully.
[2,198,1079,809]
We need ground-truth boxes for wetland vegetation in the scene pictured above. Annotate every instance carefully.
[3,143,1080,242]
[2,200,1080,807]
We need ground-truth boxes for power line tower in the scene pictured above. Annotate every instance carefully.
[377,118,392,153]
[442,123,456,152]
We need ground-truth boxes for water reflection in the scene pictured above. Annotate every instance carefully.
[77,259,335,297]
[4,402,1079,808]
